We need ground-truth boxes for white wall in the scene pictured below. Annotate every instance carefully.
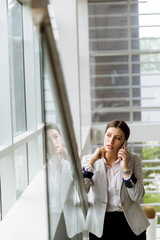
[53,0,91,154]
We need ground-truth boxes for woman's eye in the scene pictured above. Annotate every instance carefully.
[116,137,121,140]
[53,135,58,139]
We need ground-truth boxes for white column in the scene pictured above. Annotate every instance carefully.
[53,0,91,153]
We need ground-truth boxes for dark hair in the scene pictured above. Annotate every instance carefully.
[45,122,61,135]
[105,119,130,141]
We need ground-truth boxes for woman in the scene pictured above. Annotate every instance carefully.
[82,119,150,240]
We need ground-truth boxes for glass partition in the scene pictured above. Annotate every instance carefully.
[31,3,88,239]
[42,36,87,240]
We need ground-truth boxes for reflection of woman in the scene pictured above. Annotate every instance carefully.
[46,123,68,240]
[46,123,67,163]
[82,119,150,240]
[46,123,85,239]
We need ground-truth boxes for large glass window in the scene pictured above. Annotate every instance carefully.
[89,0,160,232]
[89,0,160,123]
[0,0,44,221]
[8,0,26,135]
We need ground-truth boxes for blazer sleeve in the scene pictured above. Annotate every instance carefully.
[126,153,145,202]
[81,155,93,193]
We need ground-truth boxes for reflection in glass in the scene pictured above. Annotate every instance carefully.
[46,123,70,239]
[45,122,85,239]
[14,145,28,199]
[8,0,26,136]
[43,41,85,239]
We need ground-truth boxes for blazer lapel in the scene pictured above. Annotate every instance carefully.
[95,158,108,191]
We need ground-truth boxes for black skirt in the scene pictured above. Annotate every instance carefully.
[89,211,146,240]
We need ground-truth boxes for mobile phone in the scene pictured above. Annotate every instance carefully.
[118,141,127,160]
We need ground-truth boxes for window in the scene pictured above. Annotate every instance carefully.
[88,0,160,123]
[89,0,160,231]
[8,0,26,136]
[0,0,44,219]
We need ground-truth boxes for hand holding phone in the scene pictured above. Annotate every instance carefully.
[118,141,126,160]
[118,141,129,170]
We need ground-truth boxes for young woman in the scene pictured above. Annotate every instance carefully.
[82,119,150,240]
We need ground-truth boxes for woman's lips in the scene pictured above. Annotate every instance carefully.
[106,145,113,149]
[54,146,61,152]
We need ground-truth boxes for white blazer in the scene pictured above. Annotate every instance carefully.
[81,152,150,237]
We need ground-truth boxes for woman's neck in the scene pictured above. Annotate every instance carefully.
[104,152,118,167]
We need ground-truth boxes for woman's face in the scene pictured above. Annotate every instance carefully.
[47,129,62,156]
[104,127,125,154]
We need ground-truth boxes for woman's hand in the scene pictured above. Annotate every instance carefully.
[60,147,68,158]
[118,143,129,171]
[88,147,106,166]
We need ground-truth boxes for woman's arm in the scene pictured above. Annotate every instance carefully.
[81,155,94,193]
[124,153,145,202]
[81,148,106,193]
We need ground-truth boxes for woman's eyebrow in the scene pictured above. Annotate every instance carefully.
[106,132,123,138]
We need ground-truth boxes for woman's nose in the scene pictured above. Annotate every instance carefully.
[109,137,114,144]
[51,138,56,146]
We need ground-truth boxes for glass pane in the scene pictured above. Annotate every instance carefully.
[138,0,160,15]
[133,110,160,122]
[0,154,16,218]
[27,138,40,183]
[34,26,42,124]
[88,2,129,52]
[140,38,160,50]
[8,0,26,136]
[91,56,129,76]
[92,112,130,123]
[42,39,85,239]
[89,1,160,124]
[91,89,129,102]
[90,59,129,77]
[91,98,129,108]
[133,63,160,74]
[90,39,128,52]
[89,15,128,28]
[14,145,28,199]
[139,14,160,26]
[89,2,128,15]
[141,87,160,107]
